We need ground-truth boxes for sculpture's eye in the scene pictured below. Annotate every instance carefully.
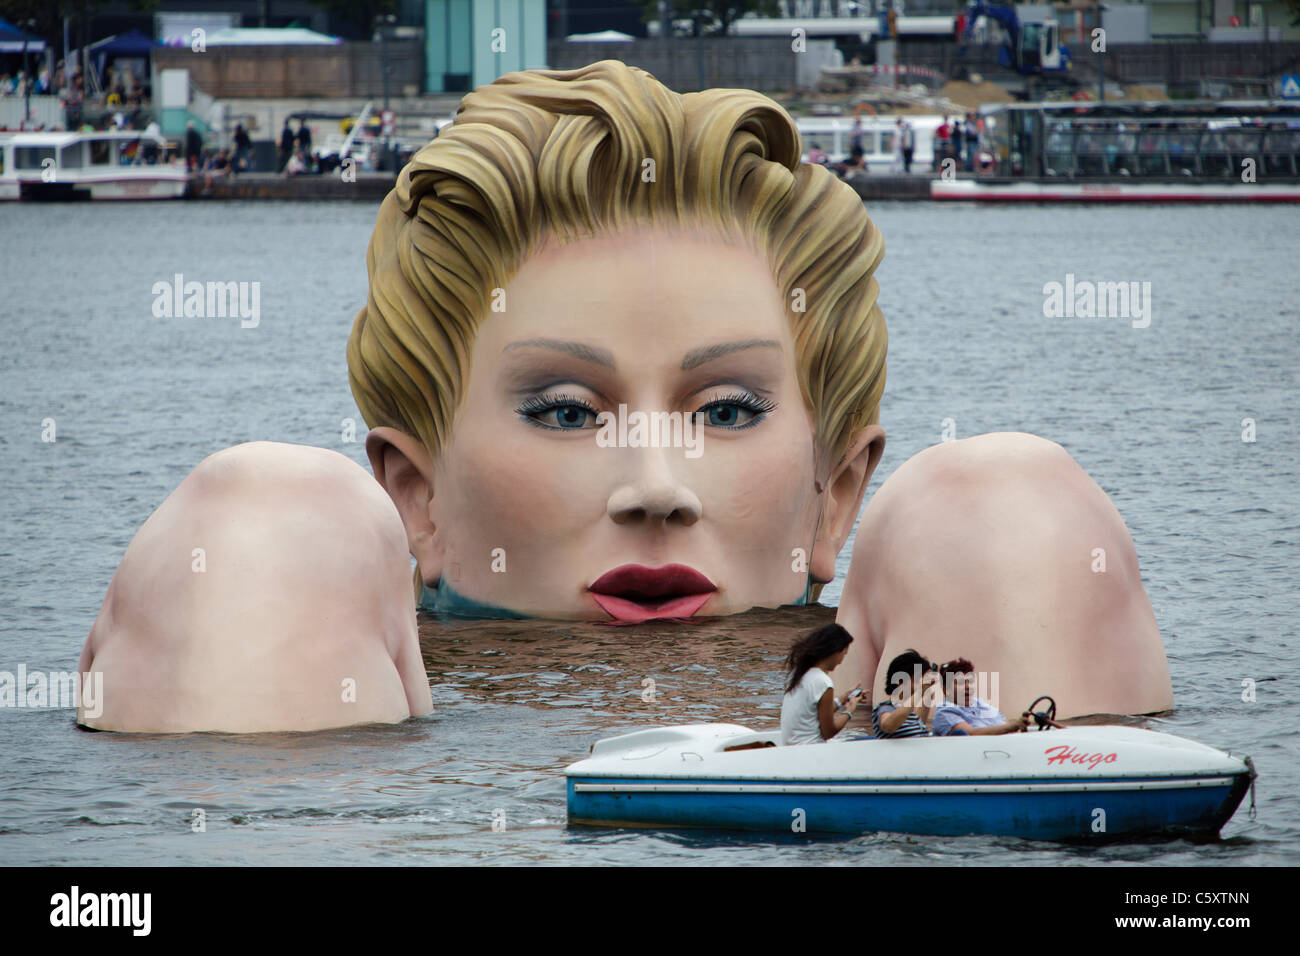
[516,394,601,430]
[694,392,778,430]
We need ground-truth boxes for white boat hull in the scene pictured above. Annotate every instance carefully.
[931,178,1300,202]
[1,172,189,201]
[566,723,1254,841]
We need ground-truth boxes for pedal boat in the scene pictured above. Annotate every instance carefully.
[565,723,1256,842]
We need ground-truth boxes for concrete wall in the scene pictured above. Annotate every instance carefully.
[547,37,811,93]
[152,42,425,99]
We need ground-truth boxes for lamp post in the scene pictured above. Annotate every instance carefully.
[695,13,705,92]
[375,14,397,171]
[1096,2,1106,102]
[21,18,36,126]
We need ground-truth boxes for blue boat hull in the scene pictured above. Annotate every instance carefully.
[567,773,1252,842]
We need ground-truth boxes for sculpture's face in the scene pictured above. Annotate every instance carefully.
[425,228,832,621]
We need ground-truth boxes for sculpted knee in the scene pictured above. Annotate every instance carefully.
[80,442,431,732]
[840,432,1171,716]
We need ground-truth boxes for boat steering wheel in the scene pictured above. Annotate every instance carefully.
[1027,696,1059,731]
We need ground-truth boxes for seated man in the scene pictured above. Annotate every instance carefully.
[931,658,1029,737]
[77,442,433,733]
[871,649,936,738]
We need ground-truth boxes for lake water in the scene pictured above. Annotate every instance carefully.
[1,199,1296,865]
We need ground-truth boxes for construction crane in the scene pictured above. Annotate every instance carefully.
[960,2,1072,76]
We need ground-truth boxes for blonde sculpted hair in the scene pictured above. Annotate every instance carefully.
[347,59,886,469]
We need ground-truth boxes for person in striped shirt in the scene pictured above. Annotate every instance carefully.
[872,649,938,738]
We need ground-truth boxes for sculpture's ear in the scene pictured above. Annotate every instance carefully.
[366,427,441,588]
[810,425,886,585]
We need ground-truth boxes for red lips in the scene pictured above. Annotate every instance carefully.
[588,564,716,623]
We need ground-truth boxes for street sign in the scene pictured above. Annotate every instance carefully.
[1282,75,1300,98]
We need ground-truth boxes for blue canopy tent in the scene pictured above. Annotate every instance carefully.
[87,29,156,98]
[0,16,46,54]
[87,29,155,58]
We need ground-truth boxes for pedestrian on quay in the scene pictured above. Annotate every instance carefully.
[232,122,252,173]
[278,118,295,172]
[184,120,203,173]
[964,111,980,172]
[933,115,951,171]
[296,119,313,171]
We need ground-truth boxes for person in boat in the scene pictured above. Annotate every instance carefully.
[79,60,1173,732]
[780,624,863,745]
[931,658,1029,737]
[872,649,937,738]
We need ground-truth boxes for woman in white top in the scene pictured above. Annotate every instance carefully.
[780,623,863,745]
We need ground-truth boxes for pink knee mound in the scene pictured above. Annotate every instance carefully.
[836,432,1173,719]
[78,441,433,733]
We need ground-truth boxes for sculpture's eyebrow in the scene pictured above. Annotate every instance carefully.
[680,339,782,371]
[503,338,616,369]
[502,337,782,372]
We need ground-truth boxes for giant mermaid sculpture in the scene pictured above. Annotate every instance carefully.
[78,61,1172,732]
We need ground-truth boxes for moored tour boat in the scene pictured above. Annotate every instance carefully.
[930,98,1300,203]
[0,129,188,201]
[566,721,1255,842]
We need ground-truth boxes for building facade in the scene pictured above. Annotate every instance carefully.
[425,0,547,93]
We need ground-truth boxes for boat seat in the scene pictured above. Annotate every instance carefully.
[718,730,782,752]
[723,740,777,753]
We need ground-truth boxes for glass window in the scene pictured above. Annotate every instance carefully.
[15,146,55,170]
[89,139,112,165]
[1198,132,1231,177]
[1135,129,1169,176]
[61,144,84,168]
[1263,129,1298,176]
